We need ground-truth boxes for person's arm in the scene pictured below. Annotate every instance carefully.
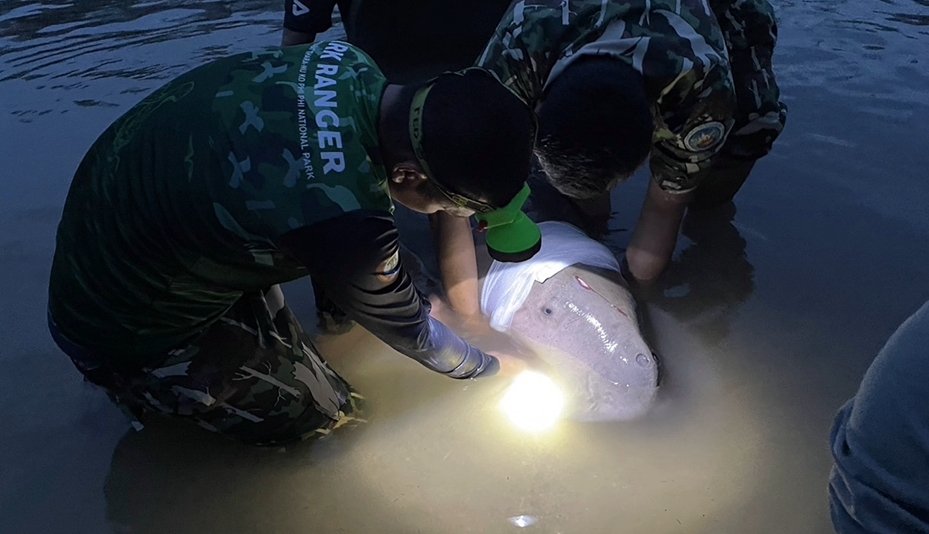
[625,180,693,281]
[627,32,737,281]
[279,212,498,378]
[430,212,481,317]
[281,0,340,46]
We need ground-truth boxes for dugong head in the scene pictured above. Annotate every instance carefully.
[510,264,660,421]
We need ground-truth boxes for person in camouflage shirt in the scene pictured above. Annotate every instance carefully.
[48,41,535,445]
[478,0,787,281]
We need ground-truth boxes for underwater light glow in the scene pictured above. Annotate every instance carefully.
[499,371,565,432]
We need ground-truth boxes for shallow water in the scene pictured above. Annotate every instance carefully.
[2,1,928,532]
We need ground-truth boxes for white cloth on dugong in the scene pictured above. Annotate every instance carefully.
[828,299,929,533]
[480,221,620,332]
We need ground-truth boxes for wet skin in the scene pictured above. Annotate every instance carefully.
[510,264,660,421]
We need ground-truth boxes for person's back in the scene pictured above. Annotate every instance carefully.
[50,42,389,360]
[477,0,786,281]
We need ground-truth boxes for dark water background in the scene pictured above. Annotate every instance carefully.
[2,1,928,532]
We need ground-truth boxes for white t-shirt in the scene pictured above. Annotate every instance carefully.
[480,221,620,331]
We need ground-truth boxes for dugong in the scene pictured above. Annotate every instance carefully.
[480,221,660,421]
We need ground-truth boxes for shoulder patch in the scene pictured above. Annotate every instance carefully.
[683,121,726,152]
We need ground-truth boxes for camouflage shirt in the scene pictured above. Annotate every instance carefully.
[478,0,737,192]
[50,42,489,377]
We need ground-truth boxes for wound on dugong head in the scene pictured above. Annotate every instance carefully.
[509,264,660,421]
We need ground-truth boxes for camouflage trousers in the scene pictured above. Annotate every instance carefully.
[51,286,361,445]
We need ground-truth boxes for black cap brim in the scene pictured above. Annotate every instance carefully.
[486,237,542,263]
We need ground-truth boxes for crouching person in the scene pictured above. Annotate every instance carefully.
[48,41,535,445]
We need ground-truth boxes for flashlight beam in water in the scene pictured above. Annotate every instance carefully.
[499,371,565,432]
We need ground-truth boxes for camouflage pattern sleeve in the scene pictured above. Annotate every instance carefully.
[649,53,737,193]
[279,213,493,378]
[710,0,786,160]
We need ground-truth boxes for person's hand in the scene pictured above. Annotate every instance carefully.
[430,293,537,377]
[429,294,497,342]
[625,180,692,282]
[428,292,453,320]
[487,350,528,377]
[622,247,663,286]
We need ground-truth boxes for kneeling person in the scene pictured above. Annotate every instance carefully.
[48,41,535,445]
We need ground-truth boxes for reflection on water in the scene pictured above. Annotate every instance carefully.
[638,204,755,345]
[2,0,929,533]
[1,1,281,83]
[101,322,768,533]
[0,0,341,122]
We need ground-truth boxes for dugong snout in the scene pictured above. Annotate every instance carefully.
[510,265,660,421]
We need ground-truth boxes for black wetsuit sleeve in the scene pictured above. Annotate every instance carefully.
[279,212,497,378]
[283,0,341,34]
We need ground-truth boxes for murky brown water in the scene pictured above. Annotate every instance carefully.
[2,1,928,532]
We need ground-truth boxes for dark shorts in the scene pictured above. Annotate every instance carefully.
[50,286,362,445]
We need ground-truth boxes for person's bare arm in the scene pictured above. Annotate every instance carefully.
[626,24,735,282]
[431,212,480,317]
[625,180,693,282]
[429,215,533,377]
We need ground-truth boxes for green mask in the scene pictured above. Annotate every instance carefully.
[475,184,541,262]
